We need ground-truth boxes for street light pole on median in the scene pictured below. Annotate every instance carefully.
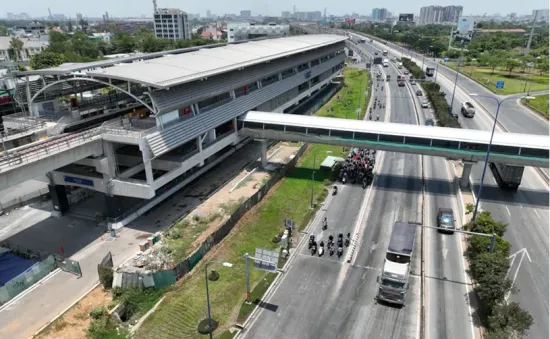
[204,261,233,339]
[468,94,535,221]
[310,151,333,208]
[449,41,465,117]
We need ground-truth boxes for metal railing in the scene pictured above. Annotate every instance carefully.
[0,128,103,172]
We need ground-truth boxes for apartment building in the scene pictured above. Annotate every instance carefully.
[153,8,191,40]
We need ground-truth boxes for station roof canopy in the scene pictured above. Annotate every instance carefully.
[19,34,347,89]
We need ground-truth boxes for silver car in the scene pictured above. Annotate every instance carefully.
[421,100,429,108]
[461,102,475,117]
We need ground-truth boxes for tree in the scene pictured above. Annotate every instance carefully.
[536,57,549,75]
[0,25,7,36]
[504,58,522,75]
[487,302,533,338]
[67,19,73,32]
[30,51,65,70]
[8,37,24,61]
[466,211,507,236]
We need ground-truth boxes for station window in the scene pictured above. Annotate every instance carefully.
[178,106,192,117]
[330,129,354,139]
[520,147,549,159]
[490,145,520,156]
[243,122,264,130]
[297,63,309,72]
[431,139,459,149]
[354,132,378,141]
[459,142,487,152]
[281,68,296,80]
[261,74,279,87]
[198,92,232,112]
[311,59,320,67]
[379,134,404,143]
[298,82,309,93]
[306,128,328,136]
[235,82,258,98]
[285,125,307,134]
[405,137,431,146]
[264,123,286,132]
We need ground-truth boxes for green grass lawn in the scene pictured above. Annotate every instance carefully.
[523,94,549,118]
[444,61,549,95]
[317,68,369,119]
[133,69,367,339]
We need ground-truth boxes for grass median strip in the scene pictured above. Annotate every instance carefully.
[317,68,368,119]
[445,61,549,95]
[522,94,549,118]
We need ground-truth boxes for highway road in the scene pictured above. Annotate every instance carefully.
[360,41,474,339]
[240,69,392,338]
[241,40,472,339]
[367,36,549,339]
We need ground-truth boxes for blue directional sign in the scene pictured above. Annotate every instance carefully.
[444,57,449,62]
[496,80,505,89]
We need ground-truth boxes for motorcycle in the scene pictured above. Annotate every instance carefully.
[369,114,372,120]
[376,115,380,121]
[329,245,335,256]
[311,243,317,255]
[345,233,351,247]
[337,247,343,258]
[328,235,334,245]
[332,185,338,196]
[308,235,315,249]
[322,218,328,230]
[383,103,386,108]
[318,241,325,257]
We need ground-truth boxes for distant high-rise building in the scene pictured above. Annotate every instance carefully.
[372,8,388,21]
[282,11,291,19]
[418,5,462,24]
[76,12,83,23]
[154,8,190,40]
[240,10,251,19]
[206,10,211,19]
[295,11,322,21]
[532,9,549,22]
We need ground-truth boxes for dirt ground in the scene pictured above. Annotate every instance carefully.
[34,285,111,339]
[32,142,300,338]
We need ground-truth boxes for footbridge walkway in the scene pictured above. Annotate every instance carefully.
[239,111,549,168]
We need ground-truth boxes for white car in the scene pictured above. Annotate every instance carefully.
[410,80,416,85]
[421,100,429,108]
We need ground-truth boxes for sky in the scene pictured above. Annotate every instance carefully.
[4,0,548,19]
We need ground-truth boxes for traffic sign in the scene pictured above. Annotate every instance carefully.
[444,57,449,62]
[253,248,279,272]
[496,80,505,89]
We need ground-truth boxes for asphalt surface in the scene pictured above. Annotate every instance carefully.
[241,41,470,339]
[370,37,549,339]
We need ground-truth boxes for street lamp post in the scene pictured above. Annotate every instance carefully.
[204,261,233,339]
[468,94,535,221]
[310,151,333,208]
[449,41,465,117]
[434,61,440,82]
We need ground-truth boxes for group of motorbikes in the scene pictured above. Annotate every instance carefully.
[338,148,375,189]
[369,95,385,121]
[308,230,350,258]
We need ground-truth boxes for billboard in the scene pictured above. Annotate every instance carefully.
[345,18,356,24]
[398,14,414,22]
[457,16,474,36]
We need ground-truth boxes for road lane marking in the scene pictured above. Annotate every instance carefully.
[534,209,540,219]
[505,206,511,216]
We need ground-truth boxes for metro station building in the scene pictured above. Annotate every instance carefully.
[0,35,346,223]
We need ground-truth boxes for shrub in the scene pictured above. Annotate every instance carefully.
[89,307,107,320]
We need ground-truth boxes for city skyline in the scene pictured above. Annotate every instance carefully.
[3,0,547,19]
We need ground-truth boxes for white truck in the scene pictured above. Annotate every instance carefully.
[377,221,416,306]
[489,163,524,190]
[397,62,403,69]
[383,58,389,67]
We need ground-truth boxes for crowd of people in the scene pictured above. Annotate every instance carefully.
[338,148,375,188]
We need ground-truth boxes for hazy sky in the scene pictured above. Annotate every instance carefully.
[4,0,548,19]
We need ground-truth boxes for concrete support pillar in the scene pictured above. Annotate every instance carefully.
[260,139,268,168]
[141,142,154,186]
[101,142,117,180]
[104,194,124,219]
[460,161,475,188]
[232,118,239,145]
[196,136,204,167]
[207,129,216,144]
[49,184,69,215]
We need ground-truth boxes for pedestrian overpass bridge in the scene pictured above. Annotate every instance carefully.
[239,111,549,168]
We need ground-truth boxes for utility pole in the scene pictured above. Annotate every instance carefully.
[525,11,538,54]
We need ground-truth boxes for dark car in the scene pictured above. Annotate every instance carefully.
[416,90,422,96]
[437,208,456,233]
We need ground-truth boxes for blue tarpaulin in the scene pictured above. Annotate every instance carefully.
[0,252,37,286]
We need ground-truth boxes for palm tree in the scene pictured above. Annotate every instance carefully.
[8,37,24,62]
